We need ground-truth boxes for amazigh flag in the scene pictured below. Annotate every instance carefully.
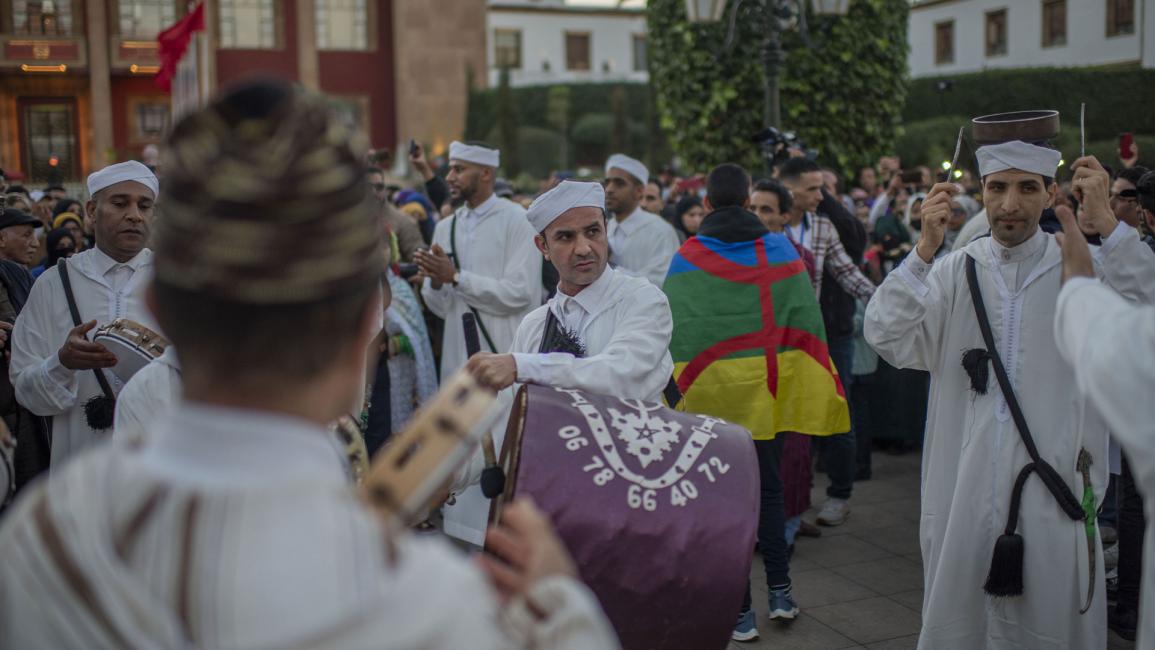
[664,233,849,440]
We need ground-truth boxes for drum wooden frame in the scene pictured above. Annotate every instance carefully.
[92,319,169,382]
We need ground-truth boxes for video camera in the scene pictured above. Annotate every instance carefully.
[751,127,818,170]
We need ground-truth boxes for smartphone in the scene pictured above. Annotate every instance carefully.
[409,139,419,157]
[900,169,923,185]
[1120,133,1134,160]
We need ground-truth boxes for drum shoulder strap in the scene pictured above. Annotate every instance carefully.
[449,215,497,354]
[964,255,1082,521]
[56,259,116,401]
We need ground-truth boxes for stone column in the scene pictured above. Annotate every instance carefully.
[295,0,319,89]
[85,0,114,172]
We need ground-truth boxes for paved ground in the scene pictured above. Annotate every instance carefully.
[732,451,1135,649]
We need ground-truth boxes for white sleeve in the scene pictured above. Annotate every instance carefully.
[1055,278,1155,462]
[868,193,892,227]
[1094,222,1155,305]
[636,223,680,289]
[512,288,673,401]
[420,221,454,319]
[503,576,622,650]
[456,218,542,317]
[864,253,951,372]
[10,275,78,417]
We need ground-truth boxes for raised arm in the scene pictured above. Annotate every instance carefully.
[864,183,957,372]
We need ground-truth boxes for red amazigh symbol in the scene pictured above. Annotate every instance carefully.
[676,237,845,398]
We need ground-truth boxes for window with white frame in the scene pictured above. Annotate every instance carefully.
[118,0,177,39]
[316,0,369,51]
[219,0,277,49]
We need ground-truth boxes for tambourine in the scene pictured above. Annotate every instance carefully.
[334,415,370,485]
[361,369,498,527]
[93,319,170,382]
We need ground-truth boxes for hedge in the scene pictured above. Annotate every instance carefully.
[647,0,909,180]
[466,82,659,168]
[905,67,1155,143]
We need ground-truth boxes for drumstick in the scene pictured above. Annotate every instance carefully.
[1080,102,1086,159]
[946,126,965,183]
[463,313,504,498]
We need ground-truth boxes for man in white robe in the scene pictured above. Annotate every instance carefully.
[1053,207,1155,649]
[448,181,674,545]
[112,347,180,445]
[865,142,1155,649]
[0,81,617,650]
[417,141,541,379]
[603,154,681,288]
[10,161,158,464]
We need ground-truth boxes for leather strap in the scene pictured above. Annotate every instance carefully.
[56,259,116,402]
[965,255,1084,522]
[449,212,498,354]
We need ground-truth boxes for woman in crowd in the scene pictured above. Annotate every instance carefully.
[674,195,705,241]
[30,228,78,279]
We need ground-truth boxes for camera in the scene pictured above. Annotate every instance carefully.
[751,127,818,170]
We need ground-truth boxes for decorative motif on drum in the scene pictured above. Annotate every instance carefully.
[553,387,734,513]
[608,402,682,468]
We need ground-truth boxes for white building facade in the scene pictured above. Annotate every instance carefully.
[908,0,1155,78]
[487,0,648,87]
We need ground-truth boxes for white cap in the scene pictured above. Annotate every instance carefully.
[605,153,649,186]
[526,181,605,232]
[87,160,159,198]
[975,141,1062,179]
[448,141,500,168]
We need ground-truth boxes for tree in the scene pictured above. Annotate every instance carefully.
[494,66,520,176]
[546,85,572,169]
[611,84,629,152]
[647,0,909,178]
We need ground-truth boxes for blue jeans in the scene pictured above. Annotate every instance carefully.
[821,335,857,500]
[741,436,789,612]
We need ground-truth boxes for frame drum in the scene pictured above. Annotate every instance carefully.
[93,319,170,383]
[493,384,759,650]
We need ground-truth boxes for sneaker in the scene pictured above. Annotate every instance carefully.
[768,586,800,620]
[1104,542,1119,571]
[816,498,850,526]
[798,520,823,538]
[731,608,759,642]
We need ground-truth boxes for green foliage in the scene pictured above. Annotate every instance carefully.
[647,0,910,179]
[494,68,520,176]
[894,115,969,173]
[570,113,648,165]
[905,67,1155,143]
[466,82,655,168]
[485,125,564,179]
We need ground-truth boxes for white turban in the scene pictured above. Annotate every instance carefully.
[976,141,1062,179]
[526,181,605,233]
[448,141,500,168]
[605,153,649,186]
[87,160,159,198]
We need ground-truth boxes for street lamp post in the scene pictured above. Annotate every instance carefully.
[686,0,851,131]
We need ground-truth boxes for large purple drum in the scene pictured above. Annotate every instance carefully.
[492,385,759,650]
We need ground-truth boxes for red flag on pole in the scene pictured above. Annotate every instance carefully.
[155,2,205,92]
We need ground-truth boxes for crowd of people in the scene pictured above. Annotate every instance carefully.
[0,79,1153,649]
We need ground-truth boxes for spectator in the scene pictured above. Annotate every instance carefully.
[642,178,665,215]
[0,209,53,493]
[673,195,705,240]
[31,228,77,279]
[366,167,424,263]
[1111,166,1149,230]
[778,158,876,528]
[51,213,85,252]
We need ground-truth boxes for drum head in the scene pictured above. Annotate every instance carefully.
[495,385,759,650]
[96,335,154,383]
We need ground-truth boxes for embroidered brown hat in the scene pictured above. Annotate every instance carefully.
[153,80,381,304]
